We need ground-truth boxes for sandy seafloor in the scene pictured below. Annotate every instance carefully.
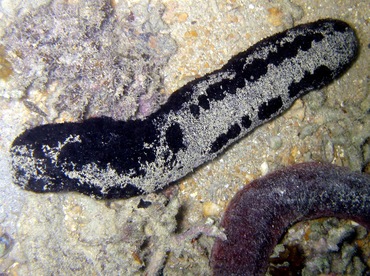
[0,0,369,275]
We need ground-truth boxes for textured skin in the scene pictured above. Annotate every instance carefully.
[11,19,358,199]
[211,162,370,276]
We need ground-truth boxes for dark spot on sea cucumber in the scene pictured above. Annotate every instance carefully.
[198,94,210,110]
[257,96,283,120]
[227,32,324,85]
[165,123,185,154]
[210,123,241,154]
[206,82,227,102]
[288,65,333,98]
[220,78,238,95]
[211,162,370,276]
[332,19,352,32]
[189,104,200,118]
[241,115,252,129]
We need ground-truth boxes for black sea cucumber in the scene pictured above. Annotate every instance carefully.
[10,19,358,199]
[211,162,370,276]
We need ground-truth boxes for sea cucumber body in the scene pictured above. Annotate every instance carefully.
[11,19,358,199]
[211,162,370,276]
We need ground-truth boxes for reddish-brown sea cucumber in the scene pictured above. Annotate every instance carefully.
[211,162,370,275]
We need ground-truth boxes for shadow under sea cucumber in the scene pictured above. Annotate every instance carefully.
[211,162,370,276]
[10,19,359,199]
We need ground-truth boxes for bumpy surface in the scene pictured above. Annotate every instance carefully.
[2,0,176,120]
[211,162,370,276]
[11,19,358,199]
